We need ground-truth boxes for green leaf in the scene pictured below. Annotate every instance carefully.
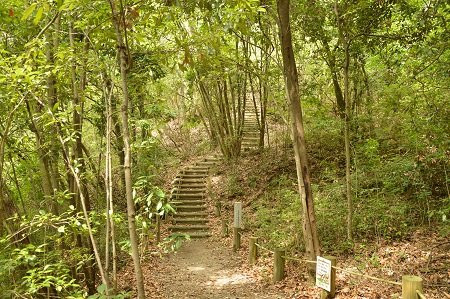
[22,3,37,21]
[33,6,44,24]
[155,188,165,198]
[156,201,163,211]
[97,283,106,294]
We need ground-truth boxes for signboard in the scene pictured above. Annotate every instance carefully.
[316,256,332,292]
[233,202,242,228]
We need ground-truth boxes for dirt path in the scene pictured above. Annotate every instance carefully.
[154,238,285,299]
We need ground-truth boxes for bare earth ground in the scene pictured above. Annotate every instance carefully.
[118,226,449,299]
[153,238,284,299]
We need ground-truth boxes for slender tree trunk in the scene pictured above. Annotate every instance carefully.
[68,23,97,293]
[104,75,118,289]
[25,100,54,202]
[108,1,146,297]
[45,21,60,214]
[276,0,320,263]
[343,42,352,241]
[335,2,353,241]
[0,98,24,234]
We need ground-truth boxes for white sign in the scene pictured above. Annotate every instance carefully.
[316,256,332,292]
[233,202,242,228]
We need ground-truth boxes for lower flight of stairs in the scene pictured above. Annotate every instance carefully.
[169,155,221,238]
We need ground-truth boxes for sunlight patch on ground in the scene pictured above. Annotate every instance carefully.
[207,271,253,287]
[187,266,205,272]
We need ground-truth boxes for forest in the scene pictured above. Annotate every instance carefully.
[0,0,448,298]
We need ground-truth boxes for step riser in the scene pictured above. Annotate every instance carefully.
[175,179,206,183]
[174,213,208,218]
[171,201,205,206]
[170,233,211,238]
[175,206,206,212]
[171,193,204,197]
[172,189,206,194]
[176,175,208,179]
[173,219,208,225]
[175,185,207,189]
[170,228,209,232]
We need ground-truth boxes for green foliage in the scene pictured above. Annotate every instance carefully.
[159,233,191,253]
[87,284,130,299]
[249,174,302,249]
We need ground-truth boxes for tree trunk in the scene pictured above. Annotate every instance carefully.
[103,74,118,289]
[108,1,146,297]
[335,2,353,241]
[343,41,352,241]
[276,0,321,263]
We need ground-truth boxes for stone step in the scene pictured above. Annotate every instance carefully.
[196,163,216,167]
[203,157,221,162]
[170,225,209,232]
[175,205,206,212]
[172,188,207,194]
[171,193,204,198]
[186,166,210,170]
[176,174,208,179]
[170,232,212,239]
[175,212,208,218]
[173,218,208,225]
[175,184,207,189]
[171,200,205,206]
[182,169,209,174]
[175,178,206,183]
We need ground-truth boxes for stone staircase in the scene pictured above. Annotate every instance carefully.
[168,155,221,238]
[242,97,261,151]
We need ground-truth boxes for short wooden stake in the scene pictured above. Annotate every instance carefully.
[221,219,229,237]
[402,275,423,299]
[320,256,337,299]
[233,227,241,252]
[156,214,161,244]
[249,237,258,265]
[273,248,285,282]
[215,201,221,217]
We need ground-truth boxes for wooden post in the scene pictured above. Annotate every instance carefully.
[221,219,229,237]
[234,202,242,228]
[273,248,285,282]
[233,227,241,252]
[249,237,258,265]
[402,275,423,299]
[233,202,242,252]
[215,201,221,217]
[320,256,336,299]
[156,214,161,244]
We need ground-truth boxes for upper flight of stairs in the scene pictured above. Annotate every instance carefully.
[168,155,221,238]
[242,97,261,151]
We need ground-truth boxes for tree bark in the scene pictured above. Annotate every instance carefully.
[335,2,353,241]
[108,0,146,297]
[276,0,321,262]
